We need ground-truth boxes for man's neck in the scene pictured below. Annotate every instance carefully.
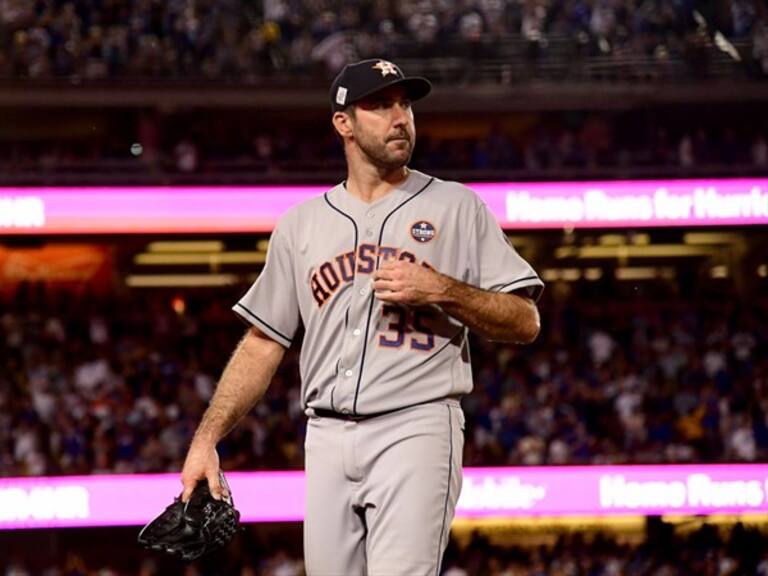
[345,163,410,204]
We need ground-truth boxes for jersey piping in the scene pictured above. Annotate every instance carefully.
[323,191,359,412]
[234,302,293,347]
[435,404,454,576]
[354,176,435,414]
[325,176,435,415]
[496,275,543,294]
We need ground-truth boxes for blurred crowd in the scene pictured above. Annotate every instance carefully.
[173,117,768,175]
[3,521,767,575]
[1,280,766,477]
[440,523,768,576]
[4,111,768,181]
[0,0,766,81]
[4,552,305,576]
[463,294,768,466]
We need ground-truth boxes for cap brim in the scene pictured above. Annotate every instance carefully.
[350,76,432,107]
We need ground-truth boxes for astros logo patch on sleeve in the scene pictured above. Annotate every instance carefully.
[410,221,436,243]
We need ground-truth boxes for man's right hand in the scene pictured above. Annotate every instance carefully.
[181,440,223,502]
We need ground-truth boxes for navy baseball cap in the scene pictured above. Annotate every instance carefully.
[330,59,432,113]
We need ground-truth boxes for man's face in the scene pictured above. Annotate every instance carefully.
[348,85,416,171]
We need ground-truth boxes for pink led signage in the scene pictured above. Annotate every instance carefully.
[0,179,766,234]
[474,179,768,229]
[0,465,765,529]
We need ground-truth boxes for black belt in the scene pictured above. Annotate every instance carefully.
[313,408,395,421]
[312,400,456,422]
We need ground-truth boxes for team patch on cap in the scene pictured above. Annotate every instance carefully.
[410,221,436,243]
[336,86,348,106]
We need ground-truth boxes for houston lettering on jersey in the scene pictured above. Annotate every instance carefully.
[310,243,431,307]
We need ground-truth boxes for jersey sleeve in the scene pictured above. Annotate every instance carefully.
[232,223,300,347]
[471,200,544,301]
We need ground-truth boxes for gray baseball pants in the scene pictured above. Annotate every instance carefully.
[303,401,465,576]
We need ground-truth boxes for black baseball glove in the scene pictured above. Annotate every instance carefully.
[138,471,240,562]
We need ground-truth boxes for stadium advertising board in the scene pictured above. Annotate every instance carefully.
[0,245,113,293]
[1,179,766,234]
[0,465,766,529]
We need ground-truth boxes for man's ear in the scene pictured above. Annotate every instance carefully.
[332,111,354,139]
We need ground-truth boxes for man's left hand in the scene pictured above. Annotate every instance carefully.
[372,260,449,306]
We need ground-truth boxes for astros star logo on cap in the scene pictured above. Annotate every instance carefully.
[372,60,399,77]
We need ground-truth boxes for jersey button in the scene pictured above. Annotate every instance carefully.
[366,210,375,218]
[365,228,374,237]
[359,288,367,296]
[352,328,361,336]
[344,369,353,377]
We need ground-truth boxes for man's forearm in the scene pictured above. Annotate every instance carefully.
[436,276,540,343]
[192,327,286,446]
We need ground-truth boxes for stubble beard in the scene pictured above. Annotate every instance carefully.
[356,130,414,172]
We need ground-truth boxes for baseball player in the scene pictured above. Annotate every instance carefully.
[180,59,544,575]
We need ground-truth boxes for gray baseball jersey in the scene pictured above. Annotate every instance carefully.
[234,169,543,415]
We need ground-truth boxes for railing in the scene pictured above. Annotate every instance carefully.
[0,35,759,87]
